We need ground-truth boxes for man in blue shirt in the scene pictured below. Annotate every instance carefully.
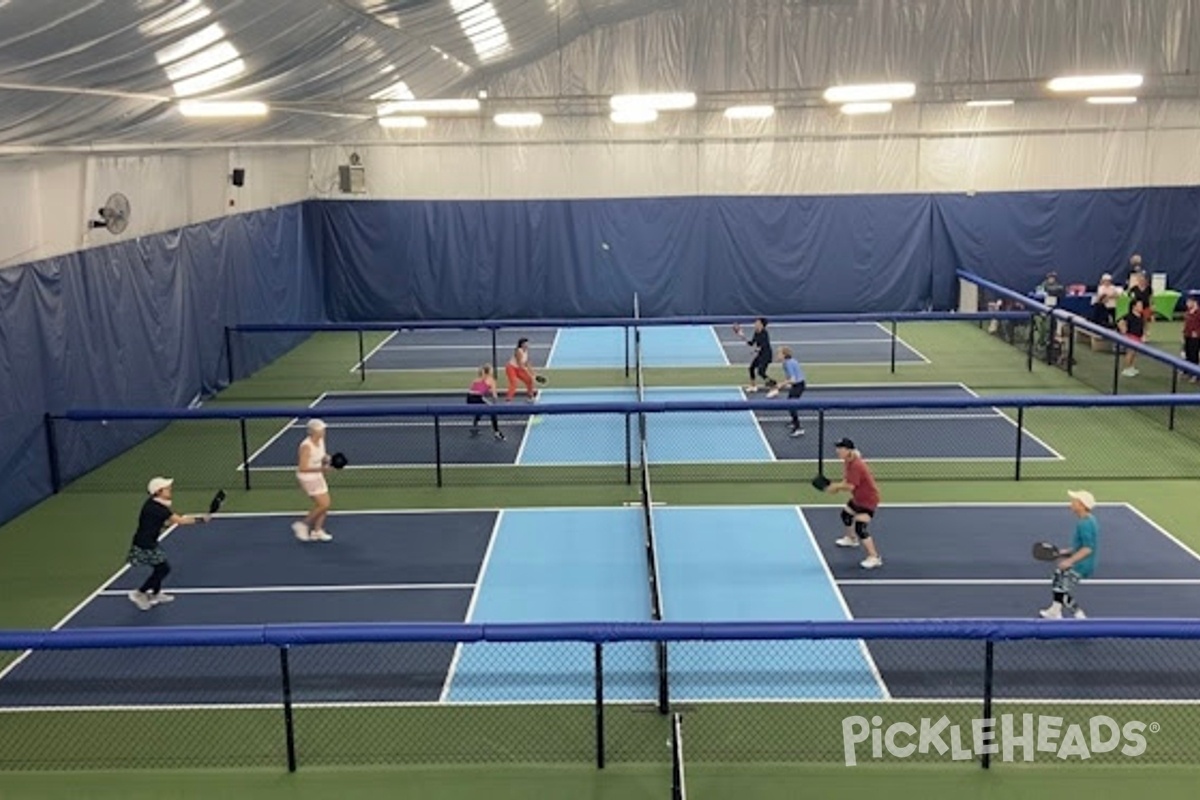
[1040,490,1098,619]
[767,346,808,437]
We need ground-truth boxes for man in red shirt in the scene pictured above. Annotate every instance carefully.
[825,437,883,569]
[1183,295,1200,382]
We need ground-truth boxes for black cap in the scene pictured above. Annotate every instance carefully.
[835,438,855,449]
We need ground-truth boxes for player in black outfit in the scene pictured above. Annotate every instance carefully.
[126,477,211,611]
[740,317,775,392]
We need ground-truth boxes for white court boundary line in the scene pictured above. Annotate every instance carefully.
[95,583,475,595]
[347,330,399,374]
[956,382,1066,462]
[439,509,503,703]
[707,325,732,366]
[794,507,892,701]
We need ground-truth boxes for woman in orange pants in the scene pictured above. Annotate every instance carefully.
[505,337,538,400]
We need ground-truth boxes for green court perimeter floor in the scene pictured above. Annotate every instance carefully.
[4,320,1200,799]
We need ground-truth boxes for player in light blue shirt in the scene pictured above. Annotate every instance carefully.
[1040,490,1098,619]
[769,346,808,438]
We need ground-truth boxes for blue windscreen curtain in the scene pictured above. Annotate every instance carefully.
[314,196,937,320]
[0,204,321,526]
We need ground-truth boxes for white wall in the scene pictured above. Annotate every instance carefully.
[0,147,311,269]
[309,98,1200,201]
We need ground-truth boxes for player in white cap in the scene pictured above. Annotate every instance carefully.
[125,477,210,610]
[1040,490,1098,619]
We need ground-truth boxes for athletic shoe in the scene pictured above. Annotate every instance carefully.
[292,521,310,542]
[860,556,883,570]
[1072,608,1086,619]
[766,388,780,399]
[494,431,505,441]
[127,590,153,611]
[311,530,333,542]
[150,592,175,605]
[789,427,804,438]
[835,536,860,548]
[1039,604,1063,619]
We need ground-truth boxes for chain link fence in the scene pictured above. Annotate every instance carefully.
[2,626,1199,772]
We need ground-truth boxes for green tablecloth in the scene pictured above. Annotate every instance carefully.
[1116,289,1180,321]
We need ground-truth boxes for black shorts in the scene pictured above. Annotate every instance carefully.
[847,500,876,518]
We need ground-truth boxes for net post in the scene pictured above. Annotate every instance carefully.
[1014,406,1024,481]
[657,640,669,715]
[889,319,898,373]
[491,328,498,372]
[1170,366,1180,430]
[240,418,252,491]
[279,646,298,773]
[43,413,61,494]
[358,330,366,382]
[594,643,605,769]
[434,415,443,487]
[981,640,995,770]
[223,326,235,386]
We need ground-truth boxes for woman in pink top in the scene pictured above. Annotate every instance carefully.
[467,364,505,440]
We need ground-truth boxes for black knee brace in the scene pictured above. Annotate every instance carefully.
[840,509,854,526]
[855,520,870,540]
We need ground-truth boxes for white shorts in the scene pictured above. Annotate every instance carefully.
[296,472,329,498]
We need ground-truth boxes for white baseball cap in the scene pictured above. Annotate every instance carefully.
[307,418,327,432]
[147,476,174,495]
[1067,490,1096,510]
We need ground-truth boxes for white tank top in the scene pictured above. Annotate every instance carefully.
[299,436,325,472]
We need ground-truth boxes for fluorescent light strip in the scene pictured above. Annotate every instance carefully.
[1048,74,1143,92]
[378,116,428,128]
[724,105,775,120]
[376,98,480,114]
[493,112,543,128]
[824,82,915,103]
[610,92,696,111]
[1086,96,1138,105]
[965,99,1014,108]
[178,100,268,117]
[840,102,892,115]
[611,108,658,124]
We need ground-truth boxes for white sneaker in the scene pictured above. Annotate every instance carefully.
[292,521,310,541]
[311,529,333,542]
[127,590,152,611]
[860,556,883,570]
[150,592,175,605]
[1071,608,1086,619]
[789,427,804,437]
[1039,604,1063,619]
[835,536,860,548]
[766,388,780,399]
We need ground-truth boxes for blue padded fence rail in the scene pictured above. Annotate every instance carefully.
[958,269,1200,376]
[228,310,1032,333]
[4,619,1200,651]
[56,393,1200,422]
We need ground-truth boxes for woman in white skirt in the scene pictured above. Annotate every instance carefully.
[293,418,333,542]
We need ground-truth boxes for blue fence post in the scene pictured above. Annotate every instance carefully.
[240,419,252,491]
[890,319,898,374]
[594,643,605,769]
[357,330,366,383]
[224,326,235,386]
[434,415,444,487]
[279,646,297,772]
[43,413,61,495]
[491,328,498,373]
[1014,407,1024,481]
[982,640,995,770]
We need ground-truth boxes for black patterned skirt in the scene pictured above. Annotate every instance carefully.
[127,545,167,567]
